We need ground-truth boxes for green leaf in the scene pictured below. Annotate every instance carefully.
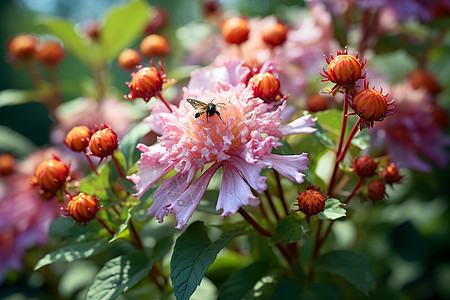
[86,252,153,300]
[315,250,375,295]
[34,236,109,270]
[312,122,335,149]
[317,198,346,221]
[109,205,134,243]
[36,16,96,66]
[271,278,305,300]
[0,125,36,156]
[0,89,36,108]
[273,214,308,243]
[118,122,151,170]
[217,260,272,300]
[78,164,116,206]
[171,221,242,300]
[100,0,151,62]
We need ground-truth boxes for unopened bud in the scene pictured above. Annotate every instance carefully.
[89,127,118,158]
[65,126,93,152]
[221,17,250,45]
[65,193,100,224]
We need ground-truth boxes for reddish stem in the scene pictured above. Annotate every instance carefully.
[111,154,125,178]
[273,170,289,216]
[156,92,173,113]
[96,216,115,235]
[129,219,144,250]
[264,190,281,221]
[84,151,99,175]
[336,96,349,157]
[238,208,272,237]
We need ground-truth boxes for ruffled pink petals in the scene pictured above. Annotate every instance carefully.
[279,115,317,135]
[217,162,259,217]
[262,153,309,184]
[227,156,267,193]
[165,163,220,230]
[127,144,173,198]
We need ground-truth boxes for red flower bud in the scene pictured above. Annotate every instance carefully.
[118,48,142,71]
[36,40,65,67]
[354,156,378,178]
[65,126,93,152]
[307,94,328,112]
[7,34,38,62]
[262,22,288,48]
[126,62,166,102]
[249,72,281,102]
[89,127,118,158]
[353,89,388,122]
[294,186,328,217]
[221,17,250,45]
[381,162,403,185]
[31,158,69,194]
[65,193,100,225]
[367,179,386,204]
[409,69,441,95]
[139,34,170,57]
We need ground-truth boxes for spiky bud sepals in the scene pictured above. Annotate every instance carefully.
[293,185,329,218]
[126,61,167,103]
[65,125,93,152]
[31,156,70,198]
[381,162,403,186]
[367,179,387,204]
[63,193,101,225]
[221,17,250,45]
[348,80,395,129]
[320,47,367,96]
[248,72,282,103]
[88,125,118,160]
[354,156,378,178]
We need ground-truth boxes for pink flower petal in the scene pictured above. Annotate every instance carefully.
[227,156,267,193]
[262,153,309,183]
[166,163,220,230]
[217,162,260,217]
[279,115,317,135]
[127,144,173,198]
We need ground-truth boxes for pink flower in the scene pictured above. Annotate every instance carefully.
[371,82,450,172]
[129,83,316,229]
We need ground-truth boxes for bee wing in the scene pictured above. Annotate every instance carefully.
[187,98,208,110]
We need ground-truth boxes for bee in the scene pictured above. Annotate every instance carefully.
[186,98,226,124]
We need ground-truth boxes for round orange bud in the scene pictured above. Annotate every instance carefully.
[221,17,250,45]
[139,34,170,57]
[65,126,93,152]
[381,162,403,185]
[354,156,378,178]
[36,40,65,67]
[327,55,362,85]
[295,188,327,216]
[352,89,388,122]
[409,69,441,95]
[262,22,288,48]
[32,158,69,193]
[126,64,166,102]
[7,34,38,61]
[89,127,118,158]
[367,179,386,204]
[249,72,281,102]
[118,48,142,71]
[66,193,100,224]
[307,94,328,112]
[0,153,15,176]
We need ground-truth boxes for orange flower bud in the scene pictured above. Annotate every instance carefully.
[307,94,328,112]
[327,55,362,85]
[31,158,69,193]
[409,69,441,95]
[126,63,166,102]
[381,162,403,185]
[36,40,65,67]
[367,179,386,204]
[0,153,15,176]
[7,34,38,62]
[262,22,288,48]
[221,17,250,45]
[294,186,328,217]
[249,72,281,102]
[353,156,378,178]
[352,89,388,122]
[89,127,118,158]
[118,48,142,71]
[65,126,93,152]
[139,34,170,57]
[66,193,100,224]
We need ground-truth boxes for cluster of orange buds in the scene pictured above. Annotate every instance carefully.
[31,156,70,198]
[248,72,283,103]
[62,193,101,225]
[320,47,367,96]
[7,34,65,67]
[293,186,329,220]
[126,61,167,103]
